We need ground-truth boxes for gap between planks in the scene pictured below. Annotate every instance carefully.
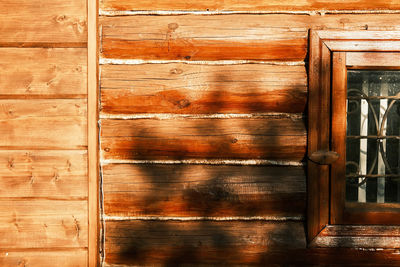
[99,9,400,16]
[99,113,304,120]
[99,58,305,66]
[103,215,304,221]
[100,159,305,166]
[0,42,87,48]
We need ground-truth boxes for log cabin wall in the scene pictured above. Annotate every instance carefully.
[0,0,89,266]
[97,2,400,266]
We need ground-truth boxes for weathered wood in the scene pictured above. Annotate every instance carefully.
[0,0,86,43]
[105,220,306,265]
[100,0,400,12]
[100,64,307,114]
[0,150,87,199]
[0,99,87,149]
[100,117,306,160]
[0,200,87,248]
[309,150,339,165]
[0,250,87,267]
[346,52,400,67]
[0,48,87,97]
[313,225,400,248]
[100,14,400,60]
[103,164,306,217]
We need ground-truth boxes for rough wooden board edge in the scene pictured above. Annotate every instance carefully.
[99,113,304,120]
[103,215,304,221]
[99,58,306,65]
[100,159,305,166]
[88,0,99,265]
[99,10,400,16]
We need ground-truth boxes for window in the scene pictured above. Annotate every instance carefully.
[308,31,400,247]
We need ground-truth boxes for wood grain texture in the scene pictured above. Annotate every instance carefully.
[0,250,87,267]
[100,64,307,114]
[104,220,306,265]
[0,150,87,199]
[314,225,400,248]
[103,164,306,217]
[0,48,87,97]
[100,14,400,60]
[100,0,400,11]
[0,99,87,149]
[0,0,86,43]
[0,200,87,248]
[100,117,306,161]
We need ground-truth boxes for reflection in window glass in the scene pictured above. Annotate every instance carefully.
[346,70,400,203]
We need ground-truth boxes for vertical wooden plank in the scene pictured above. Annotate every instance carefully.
[308,31,331,242]
[331,52,347,224]
[88,0,99,265]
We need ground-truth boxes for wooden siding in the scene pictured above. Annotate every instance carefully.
[100,64,307,114]
[0,48,87,98]
[100,0,400,12]
[103,164,306,218]
[0,0,86,43]
[99,2,400,266]
[100,117,306,161]
[0,0,89,264]
[100,14,400,61]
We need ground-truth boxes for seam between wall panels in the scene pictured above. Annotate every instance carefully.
[100,159,305,166]
[103,215,304,221]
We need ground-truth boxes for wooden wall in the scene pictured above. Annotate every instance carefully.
[0,0,88,266]
[98,1,400,266]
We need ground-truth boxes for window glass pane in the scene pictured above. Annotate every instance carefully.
[346,70,400,203]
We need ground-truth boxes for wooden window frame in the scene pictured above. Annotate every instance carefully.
[308,30,400,248]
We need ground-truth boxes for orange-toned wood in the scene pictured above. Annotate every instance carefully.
[0,0,87,43]
[307,31,331,243]
[0,48,87,97]
[313,225,400,248]
[0,150,87,199]
[330,52,347,225]
[100,15,400,61]
[104,220,400,266]
[309,150,339,165]
[346,52,400,67]
[100,64,307,114]
[88,0,99,264]
[100,117,306,161]
[99,0,400,11]
[0,250,88,267]
[105,220,306,265]
[0,99,87,149]
[0,200,87,248]
[103,164,306,218]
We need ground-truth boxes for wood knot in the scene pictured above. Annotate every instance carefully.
[168,23,179,31]
[104,148,110,152]
[170,68,183,75]
[7,158,14,169]
[184,56,191,60]
[231,138,238,144]
[177,99,190,109]
[56,15,67,23]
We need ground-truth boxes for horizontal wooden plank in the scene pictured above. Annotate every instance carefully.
[0,48,87,97]
[346,52,400,67]
[0,250,87,267]
[100,64,307,114]
[0,150,87,199]
[105,220,306,265]
[104,220,400,265]
[0,99,87,149]
[0,200,87,248]
[314,225,400,248]
[103,164,306,217]
[100,0,400,12]
[0,0,86,43]
[100,117,306,160]
[100,14,400,61]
